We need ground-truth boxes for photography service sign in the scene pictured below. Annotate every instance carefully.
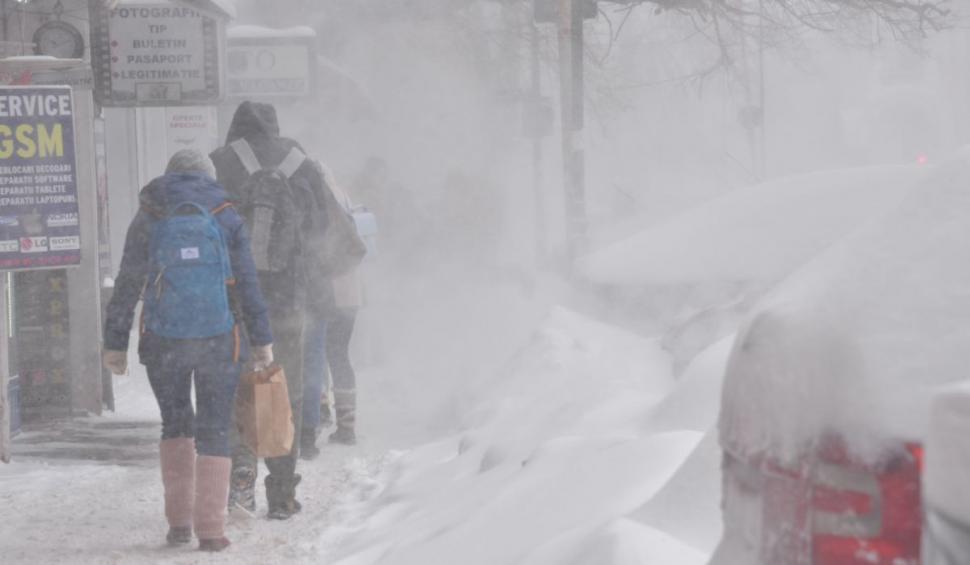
[92,2,225,106]
[0,87,81,271]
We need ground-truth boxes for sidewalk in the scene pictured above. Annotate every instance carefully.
[12,418,159,467]
[0,269,528,564]
[0,367,386,565]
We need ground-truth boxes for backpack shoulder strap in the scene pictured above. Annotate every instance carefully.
[278,147,307,179]
[169,201,211,217]
[230,139,262,175]
[141,203,165,219]
[211,202,233,216]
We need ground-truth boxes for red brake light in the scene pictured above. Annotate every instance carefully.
[810,440,922,565]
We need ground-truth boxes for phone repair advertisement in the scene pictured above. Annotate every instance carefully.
[0,86,81,271]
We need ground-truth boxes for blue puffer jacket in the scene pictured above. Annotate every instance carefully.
[103,172,273,357]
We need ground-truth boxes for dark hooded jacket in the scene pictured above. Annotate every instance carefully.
[103,173,273,359]
[210,101,333,309]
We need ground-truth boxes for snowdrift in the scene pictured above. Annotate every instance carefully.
[324,308,723,565]
[579,165,925,286]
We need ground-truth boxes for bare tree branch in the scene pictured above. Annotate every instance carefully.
[607,0,950,40]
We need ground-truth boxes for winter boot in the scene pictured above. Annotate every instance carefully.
[199,537,231,552]
[328,426,357,445]
[265,474,303,520]
[166,527,192,545]
[194,456,232,552]
[330,389,357,445]
[160,438,196,545]
[300,428,320,461]
[228,463,256,513]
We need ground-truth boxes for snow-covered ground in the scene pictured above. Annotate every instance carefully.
[0,299,729,565]
[316,308,728,565]
[0,363,389,564]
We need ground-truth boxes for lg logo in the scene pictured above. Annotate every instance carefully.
[20,237,48,252]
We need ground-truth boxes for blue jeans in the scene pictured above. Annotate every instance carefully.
[144,332,241,457]
[301,315,328,434]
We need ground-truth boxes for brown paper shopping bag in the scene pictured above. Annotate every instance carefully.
[235,365,294,458]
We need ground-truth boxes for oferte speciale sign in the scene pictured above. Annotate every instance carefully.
[91,1,226,106]
[0,87,81,271]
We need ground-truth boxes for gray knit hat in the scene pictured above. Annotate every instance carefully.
[165,148,216,178]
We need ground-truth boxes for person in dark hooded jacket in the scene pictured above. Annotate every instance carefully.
[210,101,333,520]
[102,149,273,552]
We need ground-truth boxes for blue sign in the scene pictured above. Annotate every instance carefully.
[0,86,81,271]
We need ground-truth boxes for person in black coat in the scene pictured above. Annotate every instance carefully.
[210,101,333,520]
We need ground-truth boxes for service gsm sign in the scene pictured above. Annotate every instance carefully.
[227,27,316,99]
[0,87,81,271]
[92,1,226,106]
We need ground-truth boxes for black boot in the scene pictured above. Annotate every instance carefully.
[300,428,320,461]
[329,426,357,446]
[166,527,192,546]
[265,474,302,520]
[228,464,256,513]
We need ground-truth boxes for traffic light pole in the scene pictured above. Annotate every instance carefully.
[530,20,547,264]
[557,0,587,266]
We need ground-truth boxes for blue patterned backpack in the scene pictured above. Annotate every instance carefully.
[142,202,235,339]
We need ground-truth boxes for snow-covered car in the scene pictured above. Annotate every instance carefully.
[922,384,970,565]
[711,151,970,565]
[578,165,927,371]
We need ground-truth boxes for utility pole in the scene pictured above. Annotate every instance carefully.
[557,0,587,266]
[530,19,547,264]
[757,0,767,178]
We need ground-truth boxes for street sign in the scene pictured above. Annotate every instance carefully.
[90,1,227,107]
[226,26,316,99]
[0,86,81,272]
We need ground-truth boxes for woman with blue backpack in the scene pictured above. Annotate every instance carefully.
[102,149,274,552]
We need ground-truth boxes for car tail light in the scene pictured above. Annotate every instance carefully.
[811,439,923,565]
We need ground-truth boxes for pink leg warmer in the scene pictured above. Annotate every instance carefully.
[194,455,232,540]
[159,438,196,529]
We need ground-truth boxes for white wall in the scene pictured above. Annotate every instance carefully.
[104,106,220,274]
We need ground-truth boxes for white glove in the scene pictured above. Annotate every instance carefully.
[103,350,128,376]
[252,344,274,371]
